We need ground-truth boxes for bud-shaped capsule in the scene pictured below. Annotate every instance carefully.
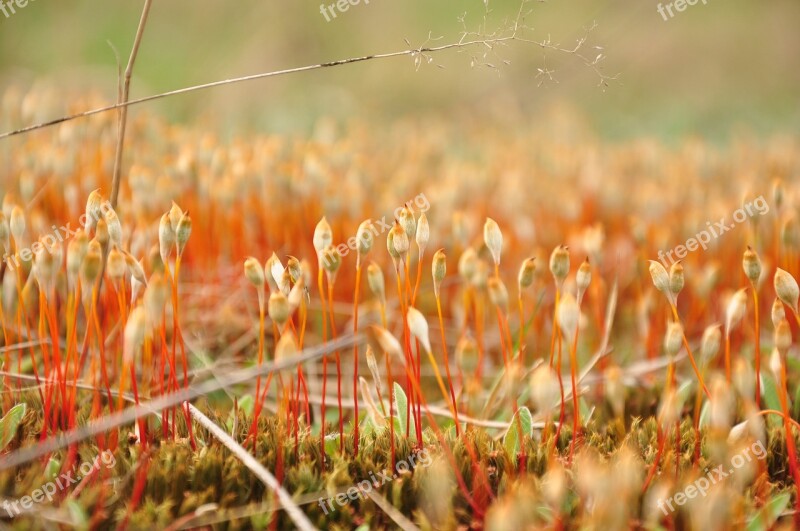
[772,297,786,328]
[432,249,446,298]
[664,321,683,357]
[701,324,721,362]
[669,261,684,296]
[517,257,536,291]
[577,258,592,302]
[455,334,479,375]
[775,318,792,353]
[774,268,799,313]
[176,213,192,255]
[104,208,122,248]
[313,217,332,261]
[398,206,416,241]
[107,248,127,280]
[648,260,670,296]
[407,307,431,353]
[742,246,761,284]
[244,257,265,287]
[268,291,290,327]
[483,218,503,266]
[725,289,748,337]
[416,213,429,254]
[550,245,570,286]
[158,213,175,266]
[356,219,374,259]
[458,248,478,283]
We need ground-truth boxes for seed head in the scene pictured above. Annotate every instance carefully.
[549,245,570,286]
[67,230,89,287]
[123,251,147,286]
[769,347,783,380]
[107,248,127,280]
[517,257,536,291]
[356,219,374,259]
[286,256,302,284]
[669,261,684,296]
[577,258,592,302]
[168,201,183,231]
[700,324,721,362]
[176,212,192,255]
[313,217,332,261]
[774,268,799,313]
[724,288,748,336]
[664,321,683,357]
[158,212,175,266]
[288,277,305,313]
[390,221,409,258]
[775,318,792,353]
[432,249,446,298]
[529,365,560,415]
[244,257,265,287]
[265,253,283,293]
[84,189,104,232]
[487,277,509,312]
[10,206,25,243]
[143,272,169,320]
[321,245,342,280]
[398,205,416,240]
[483,217,503,266]
[407,307,432,353]
[367,325,403,362]
[771,297,786,328]
[455,333,479,375]
[458,247,478,283]
[80,240,103,286]
[648,260,671,297]
[742,246,762,285]
[95,218,109,250]
[104,208,122,248]
[367,261,385,303]
[416,213,430,254]
[268,291,290,327]
[123,306,147,364]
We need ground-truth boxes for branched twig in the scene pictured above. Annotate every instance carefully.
[0,333,361,472]
[187,403,317,531]
[110,0,153,209]
[0,1,615,141]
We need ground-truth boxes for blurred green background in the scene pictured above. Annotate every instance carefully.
[1,0,798,139]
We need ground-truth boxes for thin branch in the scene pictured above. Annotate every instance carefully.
[0,10,615,141]
[0,333,361,472]
[187,403,317,531]
[111,0,153,209]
